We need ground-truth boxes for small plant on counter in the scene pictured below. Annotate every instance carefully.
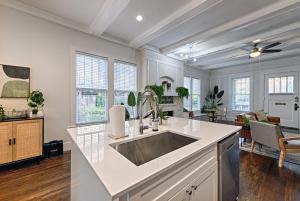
[127,91,136,119]
[176,87,189,99]
[27,90,44,115]
[158,110,169,125]
[0,105,5,120]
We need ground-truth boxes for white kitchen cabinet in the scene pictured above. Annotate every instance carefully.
[189,163,218,201]
[128,145,218,201]
[167,163,218,201]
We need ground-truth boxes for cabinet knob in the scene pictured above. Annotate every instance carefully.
[186,189,193,195]
[192,185,198,190]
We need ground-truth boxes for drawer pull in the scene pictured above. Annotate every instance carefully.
[186,189,193,195]
[13,138,16,145]
[275,102,286,106]
[9,139,12,146]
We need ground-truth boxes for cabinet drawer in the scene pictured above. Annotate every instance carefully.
[129,145,217,201]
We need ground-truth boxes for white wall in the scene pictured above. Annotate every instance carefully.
[210,56,300,120]
[184,65,210,114]
[0,6,138,149]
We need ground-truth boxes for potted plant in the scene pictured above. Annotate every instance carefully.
[127,91,136,119]
[158,110,169,125]
[147,84,164,102]
[0,105,5,120]
[203,85,224,111]
[176,87,189,99]
[27,90,44,116]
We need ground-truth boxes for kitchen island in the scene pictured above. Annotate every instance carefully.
[67,117,241,201]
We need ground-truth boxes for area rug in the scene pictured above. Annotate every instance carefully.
[240,132,300,165]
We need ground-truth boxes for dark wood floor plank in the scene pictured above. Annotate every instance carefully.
[0,152,70,201]
[0,150,299,201]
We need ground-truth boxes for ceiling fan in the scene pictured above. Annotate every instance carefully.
[248,41,282,58]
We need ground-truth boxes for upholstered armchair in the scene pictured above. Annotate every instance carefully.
[235,112,280,144]
[250,120,300,167]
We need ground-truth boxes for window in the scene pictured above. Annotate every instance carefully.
[184,77,201,111]
[192,79,201,111]
[76,52,108,124]
[183,77,191,111]
[114,61,137,118]
[268,76,294,94]
[232,77,250,112]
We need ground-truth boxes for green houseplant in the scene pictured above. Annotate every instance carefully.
[127,91,136,119]
[0,105,5,120]
[203,85,224,111]
[176,87,189,99]
[146,84,164,102]
[27,90,44,115]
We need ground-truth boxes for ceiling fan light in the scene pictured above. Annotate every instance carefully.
[249,51,261,58]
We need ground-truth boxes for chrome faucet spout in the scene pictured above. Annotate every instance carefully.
[138,88,159,134]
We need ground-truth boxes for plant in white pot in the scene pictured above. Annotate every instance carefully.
[27,90,44,117]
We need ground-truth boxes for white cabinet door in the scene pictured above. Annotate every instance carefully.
[168,185,190,201]
[190,163,218,201]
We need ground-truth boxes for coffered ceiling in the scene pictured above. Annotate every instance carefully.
[2,0,300,70]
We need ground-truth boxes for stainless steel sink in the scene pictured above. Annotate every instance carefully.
[110,132,198,166]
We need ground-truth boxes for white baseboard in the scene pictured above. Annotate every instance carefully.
[64,141,72,151]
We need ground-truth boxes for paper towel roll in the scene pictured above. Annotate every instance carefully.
[109,105,125,138]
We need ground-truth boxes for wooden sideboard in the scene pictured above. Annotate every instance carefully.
[0,118,44,165]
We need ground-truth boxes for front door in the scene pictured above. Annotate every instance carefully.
[264,72,299,128]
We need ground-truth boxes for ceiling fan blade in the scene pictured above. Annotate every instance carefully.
[263,42,281,50]
[262,49,282,53]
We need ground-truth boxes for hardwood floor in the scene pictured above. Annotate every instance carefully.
[0,152,70,201]
[0,150,299,201]
[239,151,300,201]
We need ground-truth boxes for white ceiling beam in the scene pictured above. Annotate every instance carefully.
[189,21,300,59]
[190,35,300,68]
[0,0,89,33]
[89,0,130,37]
[129,0,223,48]
[161,0,300,54]
[200,48,300,70]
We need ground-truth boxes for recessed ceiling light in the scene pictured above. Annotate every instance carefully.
[193,58,197,62]
[180,53,184,57]
[185,54,189,58]
[136,15,143,22]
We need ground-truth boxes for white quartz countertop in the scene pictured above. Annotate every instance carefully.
[67,117,241,199]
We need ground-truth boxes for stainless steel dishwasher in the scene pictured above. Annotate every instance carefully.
[218,133,240,201]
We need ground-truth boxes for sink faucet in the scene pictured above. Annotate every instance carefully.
[138,88,159,134]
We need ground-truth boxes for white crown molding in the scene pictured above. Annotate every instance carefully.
[161,0,300,54]
[89,0,130,37]
[0,0,89,33]
[129,0,223,48]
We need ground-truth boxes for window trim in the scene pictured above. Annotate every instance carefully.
[230,76,252,112]
[75,51,109,125]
